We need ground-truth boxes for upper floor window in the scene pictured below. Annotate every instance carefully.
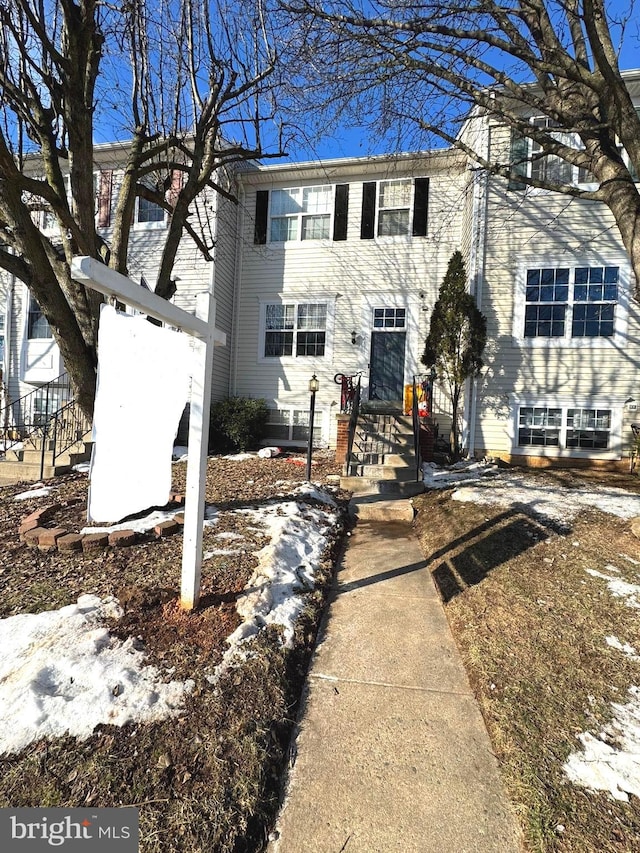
[361,177,429,239]
[510,113,639,189]
[377,180,412,236]
[518,263,623,344]
[263,302,327,358]
[270,186,333,242]
[255,184,349,245]
[136,194,165,226]
[28,296,52,340]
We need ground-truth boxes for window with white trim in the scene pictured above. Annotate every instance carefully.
[511,114,639,189]
[373,307,406,329]
[263,302,327,358]
[528,117,593,185]
[136,194,165,225]
[270,186,332,242]
[517,405,613,452]
[522,264,619,340]
[361,177,429,240]
[265,409,310,442]
[377,179,412,236]
[28,296,52,340]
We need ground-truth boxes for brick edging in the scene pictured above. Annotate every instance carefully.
[18,493,185,554]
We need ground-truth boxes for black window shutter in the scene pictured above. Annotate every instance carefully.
[333,184,349,241]
[254,190,269,244]
[360,182,376,239]
[508,129,529,190]
[412,177,429,237]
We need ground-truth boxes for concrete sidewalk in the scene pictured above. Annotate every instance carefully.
[268,520,523,853]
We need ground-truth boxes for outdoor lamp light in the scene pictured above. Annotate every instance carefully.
[306,374,319,479]
[351,330,357,345]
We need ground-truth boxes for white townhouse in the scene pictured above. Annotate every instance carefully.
[4,74,640,472]
[465,74,640,469]
[231,150,467,449]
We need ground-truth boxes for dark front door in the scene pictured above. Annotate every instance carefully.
[369,331,406,402]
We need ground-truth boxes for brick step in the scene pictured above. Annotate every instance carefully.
[0,459,74,480]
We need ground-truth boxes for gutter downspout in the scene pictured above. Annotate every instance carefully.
[230,177,245,397]
[466,120,490,458]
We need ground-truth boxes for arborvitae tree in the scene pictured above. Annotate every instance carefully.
[422,251,486,460]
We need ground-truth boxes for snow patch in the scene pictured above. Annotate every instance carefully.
[585,569,640,609]
[14,486,53,501]
[212,490,339,678]
[451,472,640,522]
[564,687,640,802]
[0,594,193,756]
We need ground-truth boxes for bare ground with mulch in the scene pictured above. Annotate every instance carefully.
[413,466,640,853]
[0,451,349,852]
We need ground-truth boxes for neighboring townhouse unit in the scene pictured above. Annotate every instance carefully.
[0,144,234,428]
[231,150,468,449]
[466,75,640,470]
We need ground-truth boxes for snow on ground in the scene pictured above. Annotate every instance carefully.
[562,560,640,801]
[211,488,339,678]
[13,485,54,501]
[80,504,218,535]
[427,460,640,802]
[426,459,640,521]
[605,636,640,660]
[423,458,500,488]
[564,687,640,802]
[0,595,193,756]
[2,484,341,755]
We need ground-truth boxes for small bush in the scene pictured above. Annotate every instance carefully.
[208,397,269,453]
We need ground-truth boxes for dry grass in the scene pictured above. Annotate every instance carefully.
[414,468,640,853]
[0,452,349,852]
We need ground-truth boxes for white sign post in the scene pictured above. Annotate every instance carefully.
[71,256,226,610]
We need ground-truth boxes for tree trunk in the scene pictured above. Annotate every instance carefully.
[450,385,462,461]
[599,179,640,299]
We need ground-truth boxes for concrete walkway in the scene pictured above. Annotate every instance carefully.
[268,520,523,853]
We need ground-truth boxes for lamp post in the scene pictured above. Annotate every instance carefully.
[306,373,320,480]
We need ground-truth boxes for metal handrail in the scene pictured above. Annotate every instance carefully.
[0,372,92,478]
[334,372,363,414]
[0,372,72,450]
[412,376,422,481]
[344,374,362,474]
[412,371,437,481]
[50,399,92,464]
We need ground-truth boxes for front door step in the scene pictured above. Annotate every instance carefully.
[349,494,415,523]
[340,476,424,497]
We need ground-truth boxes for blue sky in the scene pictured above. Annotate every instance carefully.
[275,1,640,164]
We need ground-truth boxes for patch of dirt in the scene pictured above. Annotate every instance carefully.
[413,466,640,853]
[0,450,349,853]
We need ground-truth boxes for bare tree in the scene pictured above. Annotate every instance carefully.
[0,0,288,416]
[283,1,640,292]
